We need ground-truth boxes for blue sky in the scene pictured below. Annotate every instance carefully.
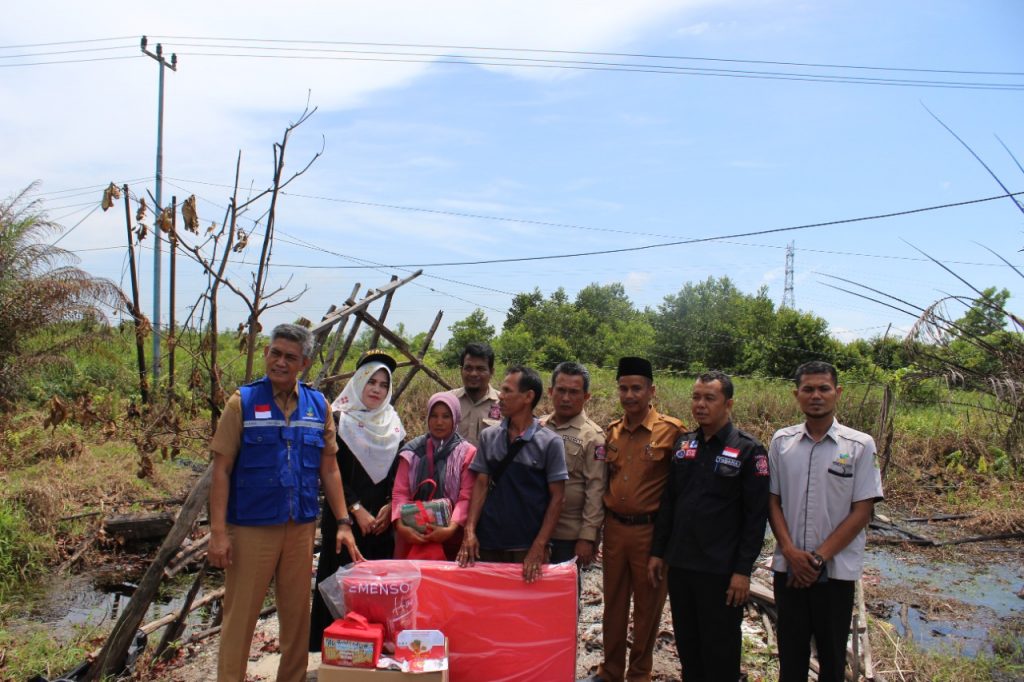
[2,0,1022,348]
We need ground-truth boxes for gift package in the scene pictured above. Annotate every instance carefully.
[399,499,452,534]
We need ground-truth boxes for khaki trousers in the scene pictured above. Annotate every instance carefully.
[217,521,316,682]
[598,518,668,682]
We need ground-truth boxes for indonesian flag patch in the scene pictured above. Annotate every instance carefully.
[254,404,272,420]
[722,446,740,458]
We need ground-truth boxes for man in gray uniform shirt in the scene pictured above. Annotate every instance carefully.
[767,361,884,682]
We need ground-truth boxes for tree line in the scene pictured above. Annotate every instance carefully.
[439,277,1017,389]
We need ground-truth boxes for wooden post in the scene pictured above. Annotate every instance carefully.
[85,464,214,680]
[355,311,452,391]
[153,560,207,661]
[392,310,444,403]
[369,275,399,349]
[122,186,150,406]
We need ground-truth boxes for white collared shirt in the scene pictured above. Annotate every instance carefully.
[768,419,884,580]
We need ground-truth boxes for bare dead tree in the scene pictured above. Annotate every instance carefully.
[167,105,322,427]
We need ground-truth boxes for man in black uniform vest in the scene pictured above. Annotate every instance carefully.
[648,370,770,681]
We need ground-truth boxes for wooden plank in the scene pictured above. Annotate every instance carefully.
[392,310,444,404]
[355,311,452,391]
[310,270,423,335]
[369,275,399,349]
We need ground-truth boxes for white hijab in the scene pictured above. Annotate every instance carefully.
[332,361,405,484]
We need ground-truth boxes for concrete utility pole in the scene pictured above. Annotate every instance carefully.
[141,35,177,386]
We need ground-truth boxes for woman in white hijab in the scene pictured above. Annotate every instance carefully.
[310,349,405,652]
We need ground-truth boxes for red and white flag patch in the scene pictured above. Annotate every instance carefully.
[254,404,272,420]
[722,446,740,458]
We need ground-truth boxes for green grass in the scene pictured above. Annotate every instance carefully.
[0,624,99,681]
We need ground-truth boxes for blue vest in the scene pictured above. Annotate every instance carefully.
[228,376,327,526]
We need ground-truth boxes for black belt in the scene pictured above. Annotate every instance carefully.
[609,510,655,526]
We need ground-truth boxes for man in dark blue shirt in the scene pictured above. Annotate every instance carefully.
[458,365,568,583]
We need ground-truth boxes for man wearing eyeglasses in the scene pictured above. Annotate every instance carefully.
[448,342,501,447]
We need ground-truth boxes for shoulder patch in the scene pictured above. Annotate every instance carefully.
[754,452,769,477]
[594,445,607,461]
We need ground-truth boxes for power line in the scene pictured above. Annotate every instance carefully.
[0,36,136,49]
[150,36,1024,77]
[271,190,1024,268]
[164,49,1024,91]
[162,175,1024,269]
[0,54,142,68]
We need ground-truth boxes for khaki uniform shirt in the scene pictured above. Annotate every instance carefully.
[448,385,501,448]
[603,407,686,516]
[210,381,338,461]
[541,410,607,542]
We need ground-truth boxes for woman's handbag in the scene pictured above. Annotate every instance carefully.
[399,478,452,533]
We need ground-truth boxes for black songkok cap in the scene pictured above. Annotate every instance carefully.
[617,356,653,380]
[356,348,398,373]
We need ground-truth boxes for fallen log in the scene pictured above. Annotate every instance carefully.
[933,531,1024,546]
[103,512,175,543]
[904,513,974,523]
[164,533,210,578]
[86,464,213,681]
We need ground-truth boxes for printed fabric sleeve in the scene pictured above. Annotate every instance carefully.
[451,443,478,526]
[391,457,413,522]
[734,443,771,576]
[852,436,884,503]
[578,433,607,542]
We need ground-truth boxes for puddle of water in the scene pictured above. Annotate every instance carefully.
[866,548,1024,656]
[20,572,222,641]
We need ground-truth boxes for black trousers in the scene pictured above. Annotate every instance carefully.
[773,571,855,682]
[667,568,743,682]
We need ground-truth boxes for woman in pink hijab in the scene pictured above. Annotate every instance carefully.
[392,392,477,560]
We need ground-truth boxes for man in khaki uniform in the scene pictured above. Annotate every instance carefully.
[448,342,500,447]
[540,361,607,572]
[587,357,685,682]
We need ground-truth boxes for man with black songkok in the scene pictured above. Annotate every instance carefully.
[585,357,685,682]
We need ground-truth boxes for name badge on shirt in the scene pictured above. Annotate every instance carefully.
[714,455,742,469]
[254,404,272,420]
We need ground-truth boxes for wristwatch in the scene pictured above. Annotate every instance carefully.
[337,515,353,527]
[349,502,363,513]
[810,551,825,568]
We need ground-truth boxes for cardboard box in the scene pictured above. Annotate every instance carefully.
[316,663,448,681]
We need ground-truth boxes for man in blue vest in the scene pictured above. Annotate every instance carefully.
[208,324,362,682]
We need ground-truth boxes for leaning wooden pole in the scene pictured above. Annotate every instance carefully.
[85,465,214,681]
[392,310,444,403]
[368,275,399,349]
[122,185,150,406]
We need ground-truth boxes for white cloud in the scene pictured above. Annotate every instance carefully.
[676,21,712,36]
[620,271,653,295]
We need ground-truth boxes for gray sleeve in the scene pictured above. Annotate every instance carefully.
[469,436,493,475]
[852,436,884,502]
[768,434,782,496]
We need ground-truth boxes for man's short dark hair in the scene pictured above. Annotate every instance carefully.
[506,364,543,409]
[696,370,734,400]
[271,323,313,359]
[794,361,838,387]
[460,342,495,371]
[551,361,590,393]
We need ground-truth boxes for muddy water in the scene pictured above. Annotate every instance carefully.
[22,571,221,642]
[866,547,1024,656]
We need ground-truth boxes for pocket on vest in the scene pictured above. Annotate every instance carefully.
[241,430,278,468]
[300,472,320,517]
[233,475,280,520]
[301,432,324,468]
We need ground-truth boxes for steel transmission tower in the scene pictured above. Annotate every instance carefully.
[782,241,795,309]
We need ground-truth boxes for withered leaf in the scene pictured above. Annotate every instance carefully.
[181,195,200,234]
[136,198,147,222]
[101,183,121,211]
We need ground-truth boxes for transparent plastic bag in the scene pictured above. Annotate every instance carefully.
[318,560,421,644]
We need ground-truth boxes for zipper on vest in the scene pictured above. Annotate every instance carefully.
[286,438,295,520]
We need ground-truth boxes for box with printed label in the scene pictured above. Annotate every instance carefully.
[322,614,384,669]
[316,663,448,681]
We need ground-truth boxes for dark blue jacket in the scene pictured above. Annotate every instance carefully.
[228,376,327,526]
